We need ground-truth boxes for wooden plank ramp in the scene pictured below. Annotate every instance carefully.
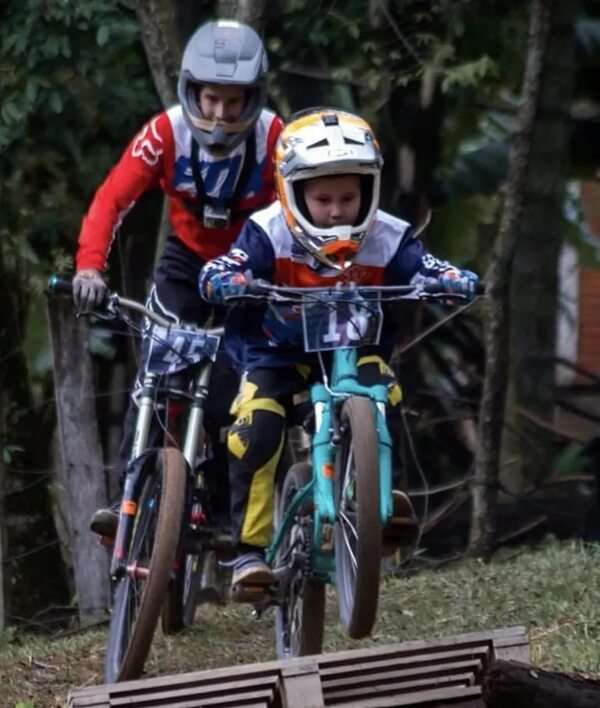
[68,625,528,708]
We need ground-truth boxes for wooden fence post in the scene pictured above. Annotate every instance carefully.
[0,395,5,629]
[46,295,111,624]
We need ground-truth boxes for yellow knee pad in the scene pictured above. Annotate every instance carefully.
[358,355,403,407]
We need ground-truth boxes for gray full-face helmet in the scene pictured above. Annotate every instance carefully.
[178,19,268,154]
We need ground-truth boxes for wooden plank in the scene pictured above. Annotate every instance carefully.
[320,645,491,679]
[335,685,483,707]
[109,674,278,705]
[323,659,484,694]
[95,668,279,696]
[111,689,274,707]
[325,673,476,703]
[119,702,269,708]
[323,661,481,700]
[105,663,281,693]
[68,626,528,708]
[490,630,530,663]
[68,689,110,708]
[280,661,324,708]
[319,627,525,671]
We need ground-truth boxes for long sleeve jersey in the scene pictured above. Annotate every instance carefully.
[200,200,461,371]
[75,106,284,271]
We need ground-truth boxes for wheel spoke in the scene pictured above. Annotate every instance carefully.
[338,509,358,540]
[341,449,354,508]
[338,515,358,571]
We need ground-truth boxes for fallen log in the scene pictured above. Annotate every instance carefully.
[483,659,600,707]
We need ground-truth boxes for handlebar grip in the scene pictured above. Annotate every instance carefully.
[422,282,446,295]
[47,275,73,296]
[422,281,486,296]
[245,278,271,296]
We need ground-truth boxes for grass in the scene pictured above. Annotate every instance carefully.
[1,536,600,706]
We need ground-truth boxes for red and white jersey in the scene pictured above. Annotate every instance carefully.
[76,106,284,271]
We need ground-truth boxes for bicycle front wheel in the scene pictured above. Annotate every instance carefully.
[334,396,382,639]
[105,447,186,683]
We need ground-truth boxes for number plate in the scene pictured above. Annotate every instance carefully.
[146,326,220,375]
[301,290,383,352]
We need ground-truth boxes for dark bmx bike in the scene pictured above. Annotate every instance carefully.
[48,276,231,683]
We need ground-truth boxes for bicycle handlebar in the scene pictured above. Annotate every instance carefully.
[240,279,485,301]
[47,276,223,334]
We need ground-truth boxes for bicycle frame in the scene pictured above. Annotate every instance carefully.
[262,281,464,584]
[266,346,394,582]
[110,338,220,579]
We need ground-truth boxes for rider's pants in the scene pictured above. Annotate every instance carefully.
[115,236,238,509]
[227,356,402,550]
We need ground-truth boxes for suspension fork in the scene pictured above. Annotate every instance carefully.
[182,361,213,473]
[111,371,159,577]
[310,384,336,549]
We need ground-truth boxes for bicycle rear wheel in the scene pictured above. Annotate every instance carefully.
[334,396,381,639]
[105,447,186,683]
[274,462,325,659]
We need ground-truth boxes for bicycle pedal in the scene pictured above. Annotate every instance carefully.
[231,582,271,604]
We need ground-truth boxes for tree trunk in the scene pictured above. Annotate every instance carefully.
[508,0,575,491]
[134,1,189,291]
[483,660,600,707]
[135,0,182,109]
[469,0,553,557]
[46,295,111,624]
[217,0,267,29]
[0,393,5,630]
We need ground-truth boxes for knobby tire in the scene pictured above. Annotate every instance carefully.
[334,396,382,639]
[274,462,325,659]
[105,447,186,682]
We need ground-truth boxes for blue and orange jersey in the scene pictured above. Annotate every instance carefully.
[76,106,283,271]
[200,200,461,370]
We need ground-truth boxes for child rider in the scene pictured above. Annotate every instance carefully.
[199,108,479,596]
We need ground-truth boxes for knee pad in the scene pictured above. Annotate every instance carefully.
[358,355,403,407]
[228,394,285,468]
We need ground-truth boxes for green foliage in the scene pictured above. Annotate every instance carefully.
[2,444,25,464]
[264,0,531,267]
[0,0,158,291]
[0,0,159,402]
[0,626,16,651]
[553,443,589,477]
[439,55,498,93]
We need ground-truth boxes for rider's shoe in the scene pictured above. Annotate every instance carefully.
[90,499,120,537]
[382,490,419,557]
[230,552,274,602]
[392,489,417,523]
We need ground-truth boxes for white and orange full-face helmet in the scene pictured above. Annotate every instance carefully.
[275,109,383,271]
